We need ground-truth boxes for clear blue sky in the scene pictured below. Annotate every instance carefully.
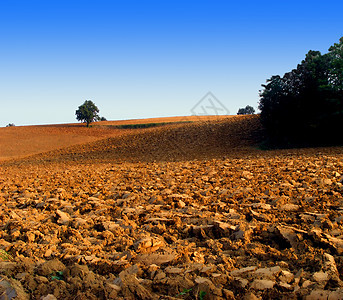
[1,0,343,126]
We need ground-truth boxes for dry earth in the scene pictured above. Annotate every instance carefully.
[1,115,343,300]
[0,115,229,161]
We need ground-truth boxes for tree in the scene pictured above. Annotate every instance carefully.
[258,37,343,146]
[6,123,15,127]
[75,100,100,127]
[237,105,255,115]
[328,36,343,90]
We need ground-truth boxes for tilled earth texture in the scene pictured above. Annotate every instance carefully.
[1,115,343,300]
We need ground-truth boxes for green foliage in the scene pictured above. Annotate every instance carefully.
[259,37,343,147]
[75,100,100,127]
[176,288,192,297]
[111,121,192,129]
[199,291,206,300]
[0,249,13,261]
[328,36,343,90]
[116,123,161,129]
[51,271,64,281]
[237,105,255,115]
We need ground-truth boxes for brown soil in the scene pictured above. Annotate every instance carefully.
[0,115,230,162]
[1,115,343,300]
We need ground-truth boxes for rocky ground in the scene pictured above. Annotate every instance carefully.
[1,116,343,299]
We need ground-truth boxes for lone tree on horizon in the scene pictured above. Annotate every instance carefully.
[237,105,255,115]
[75,100,100,127]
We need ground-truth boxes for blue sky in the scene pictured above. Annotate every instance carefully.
[1,0,343,126]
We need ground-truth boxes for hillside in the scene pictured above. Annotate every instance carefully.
[0,115,231,162]
[4,115,263,165]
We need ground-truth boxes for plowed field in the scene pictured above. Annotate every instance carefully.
[0,115,230,162]
[1,115,343,300]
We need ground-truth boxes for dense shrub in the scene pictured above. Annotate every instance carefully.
[259,37,343,147]
[237,105,255,115]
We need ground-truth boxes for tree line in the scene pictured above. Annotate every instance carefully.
[258,37,343,147]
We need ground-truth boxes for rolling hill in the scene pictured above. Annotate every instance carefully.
[1,115,263,165]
